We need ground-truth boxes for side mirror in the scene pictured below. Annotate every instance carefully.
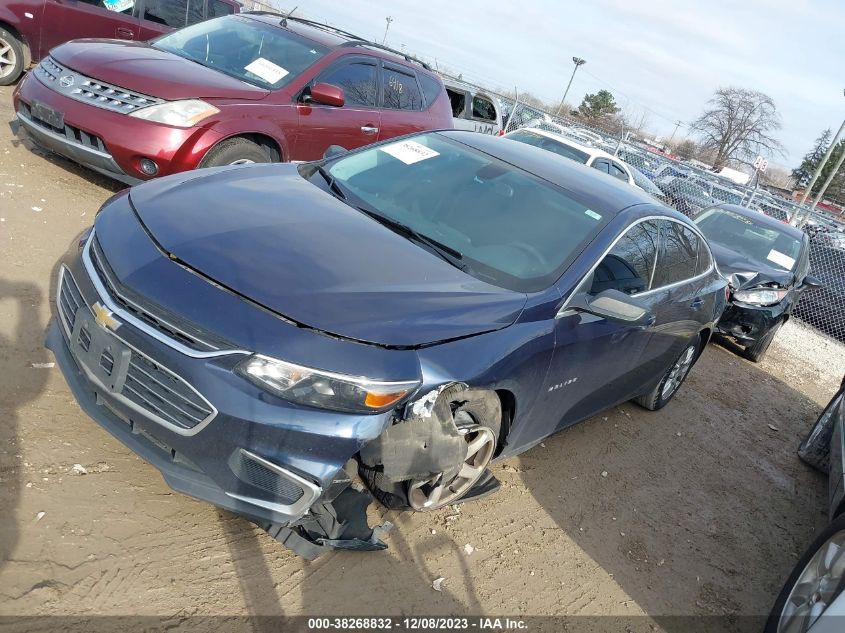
[323,144,348,160]
[306,82,345,107]
[802,274,823,290]
[568,289,655,327]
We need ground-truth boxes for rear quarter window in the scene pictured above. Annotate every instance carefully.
[419,74,444,109]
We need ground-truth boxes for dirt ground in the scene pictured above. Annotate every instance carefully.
[2,82,845,622]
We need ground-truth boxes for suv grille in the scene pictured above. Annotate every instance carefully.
[58,268,215,432]
[19,101,107,153]
[35,57,164,114]
[88,236,228,352]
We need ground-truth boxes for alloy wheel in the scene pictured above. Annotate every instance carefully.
[0,38,16,79]
[407,420,496,511]
[779,528,845,633]
[661,345,696,400]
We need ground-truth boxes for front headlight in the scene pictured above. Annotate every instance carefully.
[235,354,421,414]
[128,99,219,128]
[733,287,788,306]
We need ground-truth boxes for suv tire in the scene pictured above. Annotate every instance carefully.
[199,138,272,168]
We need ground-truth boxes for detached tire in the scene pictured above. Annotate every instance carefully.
[745,319,783,363]
[635,341,699,411]
[0,28,25,86]
[199,138,272,168]
[360,385,501,511]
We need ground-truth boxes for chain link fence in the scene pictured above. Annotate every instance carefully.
[439,76,845,343]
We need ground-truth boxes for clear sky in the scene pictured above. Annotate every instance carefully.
[286,0,844,168]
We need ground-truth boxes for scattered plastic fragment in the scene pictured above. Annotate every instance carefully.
[432,577,445,591]
[463,543,474,556]
[31,362,55,369]
[71,464,88,476]
[35,511,45,522]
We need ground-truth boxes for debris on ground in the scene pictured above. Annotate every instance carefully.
[432,577,445,591]
[31,362,55,369]
[463,543,474,555]
[767,424,780,432]
[35,512,45,522]
[71,464,88,476]
[601,471,608,478]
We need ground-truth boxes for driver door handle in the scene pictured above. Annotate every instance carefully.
[690,297,704,310]
[361,126,379,135]
[116,27,135,40]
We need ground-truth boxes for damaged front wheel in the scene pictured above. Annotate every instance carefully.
[407,420,496,510]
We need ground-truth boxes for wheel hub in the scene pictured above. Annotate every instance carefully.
[0,38,17,78]
[407,423,496,511]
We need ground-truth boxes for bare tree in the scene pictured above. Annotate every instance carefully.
[690,87,784,170]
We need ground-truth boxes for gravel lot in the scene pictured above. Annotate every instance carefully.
[2,83,845,623]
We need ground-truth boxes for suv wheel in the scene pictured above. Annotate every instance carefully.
[199,138,272,168]
[0,28,24,86]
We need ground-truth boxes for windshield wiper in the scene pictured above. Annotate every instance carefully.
[315,165,347,200]
[355,206,464,263]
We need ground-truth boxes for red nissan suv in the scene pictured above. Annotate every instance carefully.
[12,13,453,183]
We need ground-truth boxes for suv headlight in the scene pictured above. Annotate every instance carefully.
[235,354,420,414]
[733,287,788,306]
[129,99,219,127]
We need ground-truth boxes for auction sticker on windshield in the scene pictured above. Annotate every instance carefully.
[381,140,440,165]
[767,249,795,270]
[244,59,289,85]
[104,0,134,12]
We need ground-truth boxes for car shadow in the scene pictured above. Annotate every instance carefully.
[516,343,829,627]
[0,278,49,571]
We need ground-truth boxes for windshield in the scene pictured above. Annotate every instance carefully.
[153,16,329,90]
[694,207,802,271]
[323,133,608,292]
[506,130,590,164]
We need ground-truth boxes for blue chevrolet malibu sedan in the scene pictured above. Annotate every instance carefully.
[48,131,727,558]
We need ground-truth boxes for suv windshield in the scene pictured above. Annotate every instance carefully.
[506,130,590,164]
[153,16,329,89]
[694,207,802,271]
[321,133,608,292]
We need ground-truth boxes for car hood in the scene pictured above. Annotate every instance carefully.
[127,165,527,347]
[50,40,270,102]
[708,242,794,290]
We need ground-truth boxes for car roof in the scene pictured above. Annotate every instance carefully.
[510,127,616,159]
[711,204,805,238]
[441,130,654,216]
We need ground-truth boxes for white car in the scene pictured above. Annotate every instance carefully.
[443,79,504,135]
[504,127,638,188]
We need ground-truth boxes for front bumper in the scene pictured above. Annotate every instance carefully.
[716,301,787,344]
[47,235,395,527]
[13,71,223,182]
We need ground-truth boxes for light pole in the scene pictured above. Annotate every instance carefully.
[555,57,586,117]
[382,16,393,45]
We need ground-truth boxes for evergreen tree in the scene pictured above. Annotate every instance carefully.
[792,128,832,185]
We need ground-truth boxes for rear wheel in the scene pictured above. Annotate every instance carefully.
[635,341,698,411]
[0,28,24,86]
[744,319,783,363]
[199,138,272,168]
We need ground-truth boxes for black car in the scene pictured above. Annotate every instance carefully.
[694,204,820,361]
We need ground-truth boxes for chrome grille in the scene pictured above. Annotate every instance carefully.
[88,236,225,352]
[34,57,164,114]
[57,267,216,433]
[122,354,214,430]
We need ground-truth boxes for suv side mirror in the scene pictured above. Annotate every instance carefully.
[323,145,348,160]
[802,274,823,290]
[306,82,345,107]
[568,289,655,327]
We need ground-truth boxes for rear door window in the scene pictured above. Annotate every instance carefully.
[653,221,699,287]
[382,67,423,111]
[318,61,378,107]
[592,220,660,295]
[472,95,496,122]
[609,161,629,182]
[591,159,610,174]
[142,0,203,27]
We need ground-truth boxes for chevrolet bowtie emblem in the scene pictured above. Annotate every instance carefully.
[92,302,121,331]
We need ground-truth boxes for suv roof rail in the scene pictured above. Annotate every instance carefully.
[245,12,432,71]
